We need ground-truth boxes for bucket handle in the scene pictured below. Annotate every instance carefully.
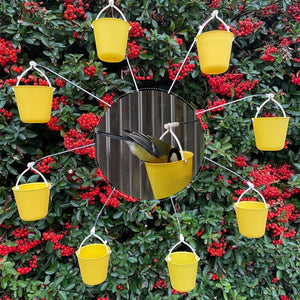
[15,162,50,190]
[16,61,52,87]
[77,226,111,255]
[93,0,128,23]
[197,10,231,36]
[166,234,199,262]
[235,187,268,208]
[254,94,286,118]
[160,122,186,163]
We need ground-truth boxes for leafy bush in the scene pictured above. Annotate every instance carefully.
[0,0,299,299]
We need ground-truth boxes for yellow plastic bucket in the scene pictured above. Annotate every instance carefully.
[12,182,51,221]
[13,85,54,123]
[196,30,234,74]
[76,243,111,285]
[252,95,289,151]
[252,117,289,151]
[166,251,199,292]
[234,187,269,238]
[92,18,130,63]
[145,151,193,199]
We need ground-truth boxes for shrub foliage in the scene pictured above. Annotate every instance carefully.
[0,0,299,299]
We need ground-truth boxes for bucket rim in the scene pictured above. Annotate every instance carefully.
[234,201,270,210]
[252,116,290,121]
[92,17,129,24]
[76,243,111,260]
[13,85,55,90]
[196,30,234,38]
[12,182,51,192]
[165,251,200,265]
[144,151,193,167]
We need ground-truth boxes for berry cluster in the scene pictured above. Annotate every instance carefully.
[63,129,95,158]
[52,95,68,110]
[0,74,49,88]
[77,112,101,131]
[195,109,208,130]
[288,3,300,22]
[12,228,30,238]
[0,108,13,120]
[168,57,195,81]
[153,278,186,295]
[234,156,248,168]
[17,255,38,275]
[0,38,20,68]
[63,0,88,22]
[261,46,277,62]
[129,22,145,38]
[291,73,300,85]
[11,65,23,73]
[229,18,263,37]
[55,78,66,88]
[99,93,115,110]
[83,65,96,78]
[132,67,154,81]
[24,1,42,14]
[207,0,222,9]
[206,73,259,98]
[207,240,226,257]
[36,157,56,174]
[47,116,64,131]
[280,295,291,300]
[127,41,142,59]
[207,98,226,113]
[261,4,279,16]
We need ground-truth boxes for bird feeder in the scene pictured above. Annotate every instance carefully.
[196,10,234,75]
[12,163,51,221]
[165,234,199,292]
[144,123,193,199]
[92,0,130,63]
[13,61,54,123]
[76,227,111,286]
[234,187,269,238]
[252,94,289,151]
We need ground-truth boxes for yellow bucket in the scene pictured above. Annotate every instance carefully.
[92,18,130,63]
[196,30,234,74]
[145,151,193,199]
[252,117,289,151]
[234,187,269,238]
[76,243,111,285]
[13,86,54,123]
[12,182,51,221]
[166,251,199,292]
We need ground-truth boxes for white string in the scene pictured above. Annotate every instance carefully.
[33,143,95,165]
[93,187,116,228]
[126,56,139,92]
[168,40,196,94]
[34,63,111,107]
[170,197,182,237]
[195,94,269,115]
[203,156,254,189]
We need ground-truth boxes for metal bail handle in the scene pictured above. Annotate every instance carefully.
[166,234,199,262]
[77,227,111,255]
[254,94,287,118]
[197,10,231,36]
[16,61,52,87]
[160,122,186,163]
[94,0,128,23]
[15,162,50,190]
[235,187,268,208]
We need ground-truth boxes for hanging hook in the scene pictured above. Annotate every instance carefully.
[108,0,114,6]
